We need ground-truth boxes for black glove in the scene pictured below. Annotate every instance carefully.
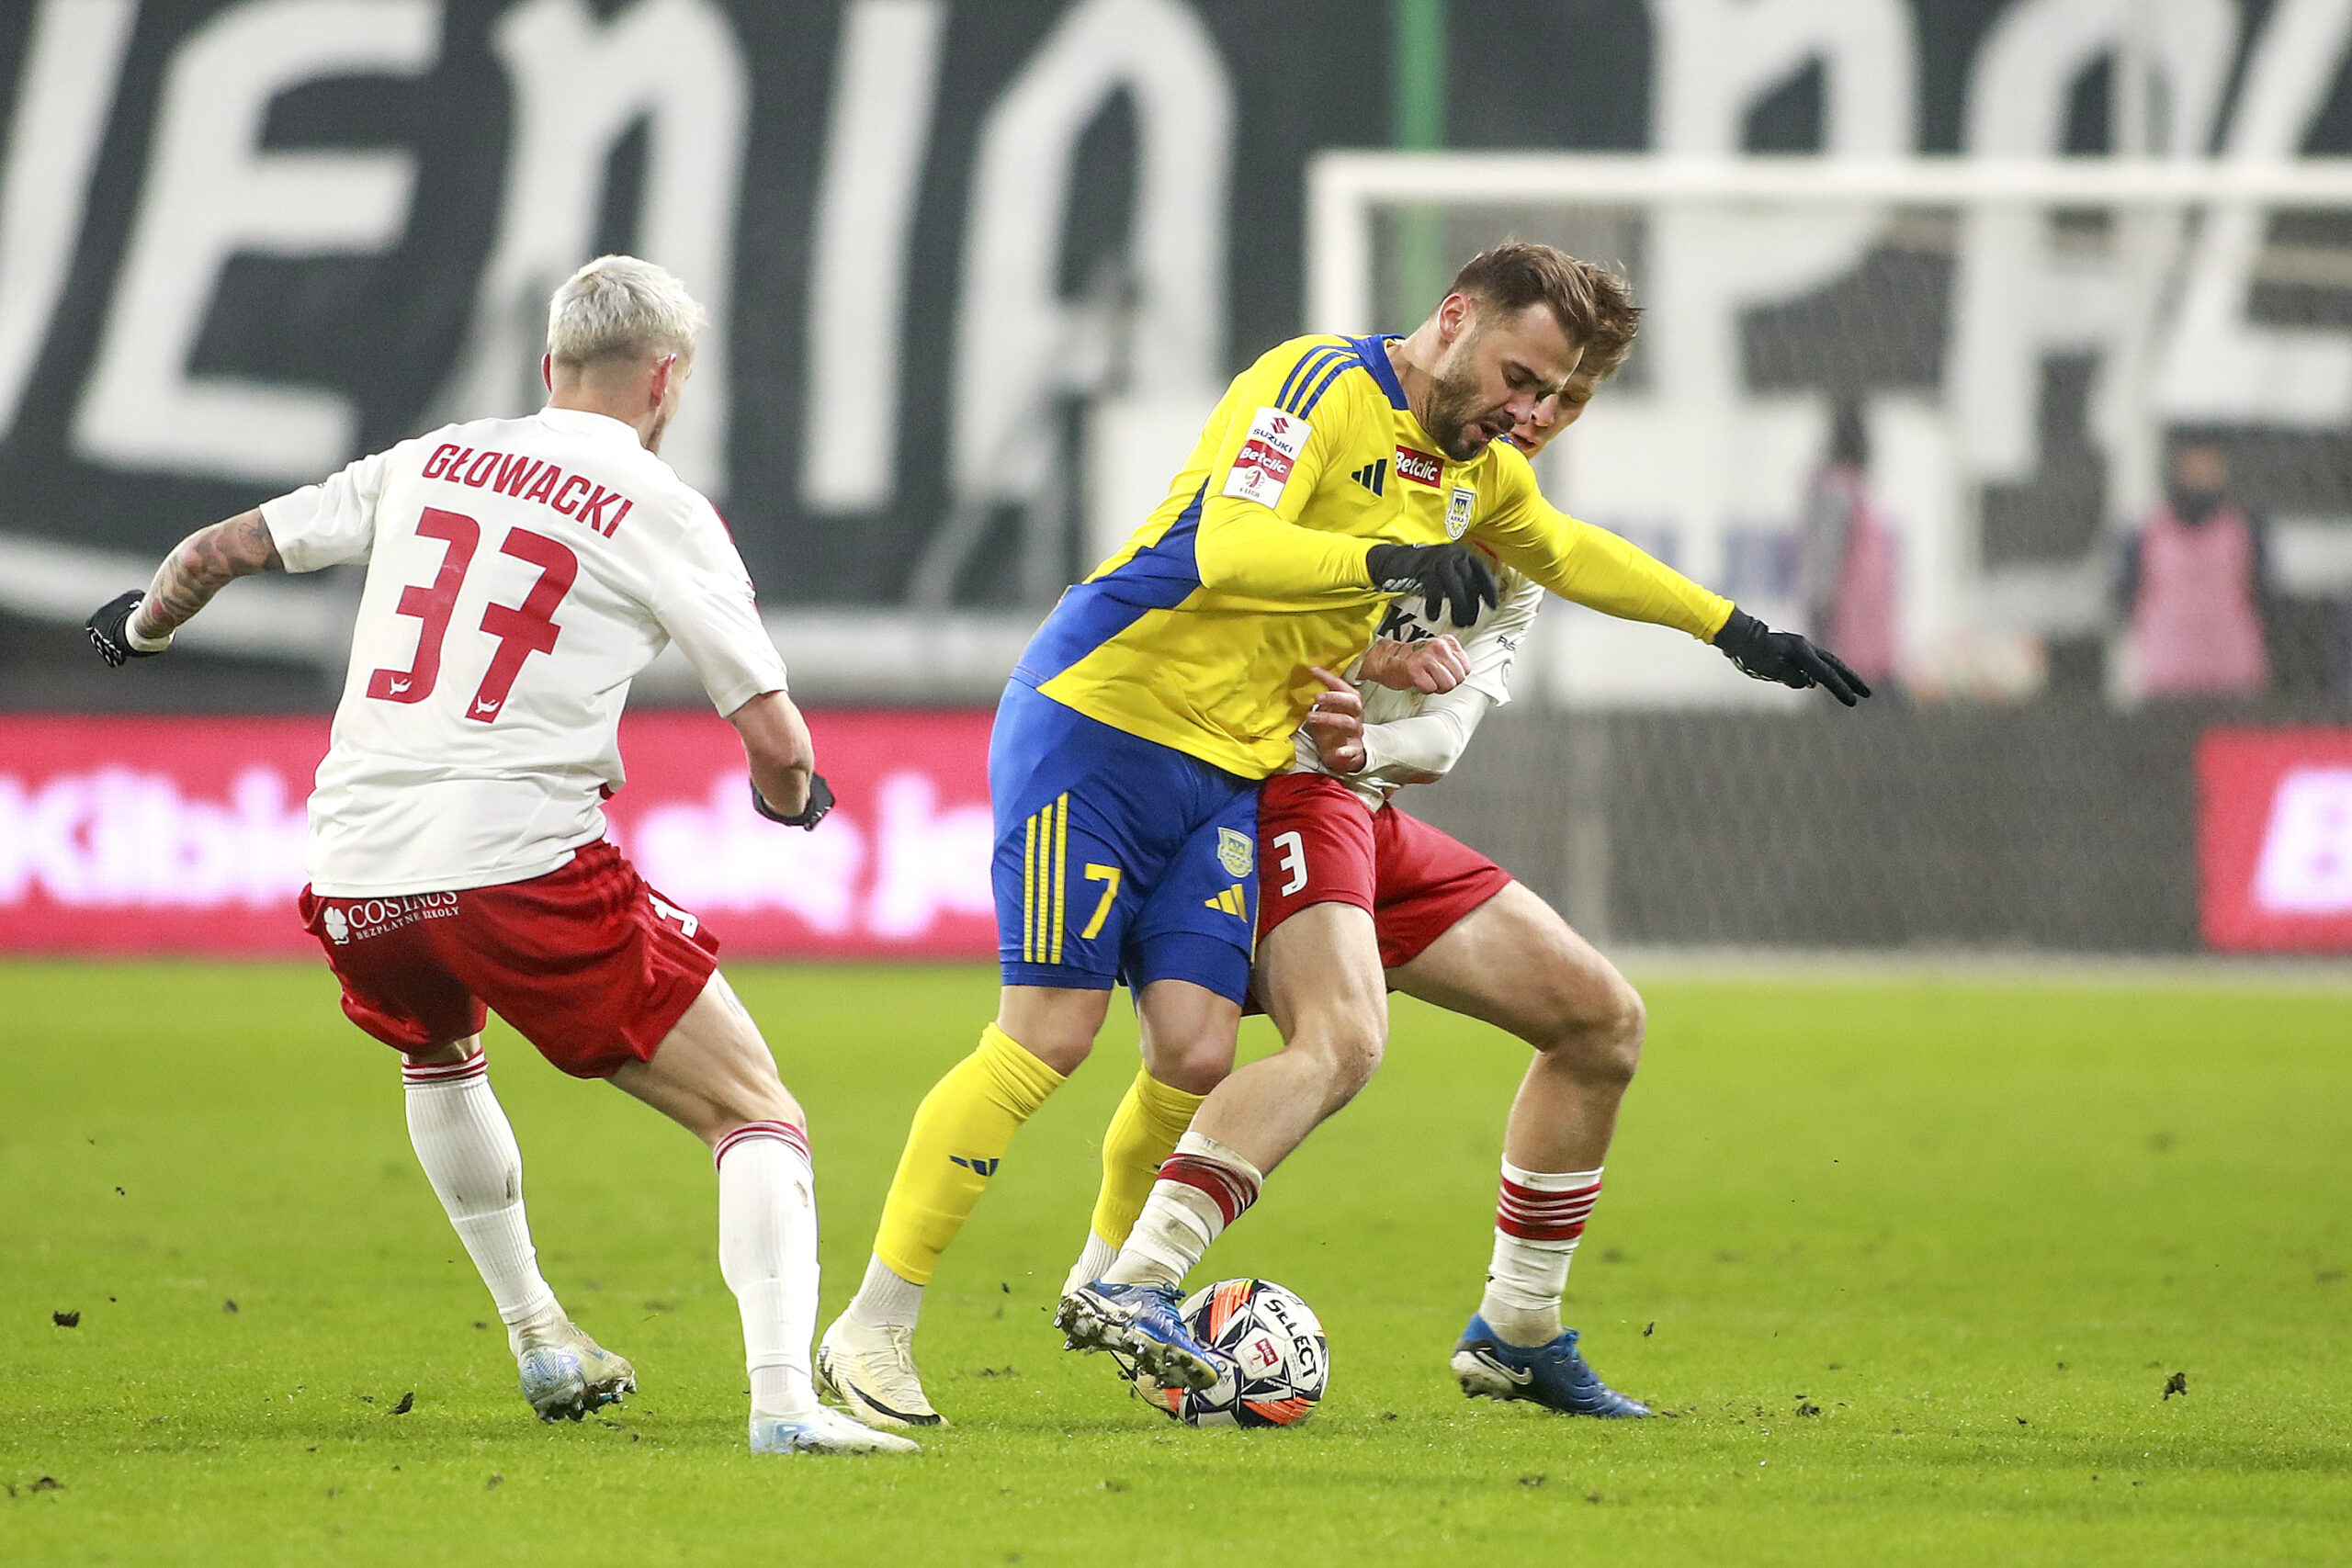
[1712,608,1871,706]
[86,590,163,668]
[750,773,835,829]
[1364,542,1499,628]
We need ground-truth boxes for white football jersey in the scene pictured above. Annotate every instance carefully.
[264,407,787,897]
[1288,565,1544,809]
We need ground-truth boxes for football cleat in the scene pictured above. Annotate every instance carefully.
[750,1405,922,1455]
[815,1314,946,1429]
[1055,1280,1231,1392]
[516,1321,636,1423]
[1451,1316,1650,1417]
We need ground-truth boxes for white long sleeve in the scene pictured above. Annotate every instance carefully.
[1352,681,1496,790]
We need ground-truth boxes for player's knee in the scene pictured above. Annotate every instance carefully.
[1296,1001,1385,1101]
[1537,972,1645,1088]
[1147,1034,1233,1096]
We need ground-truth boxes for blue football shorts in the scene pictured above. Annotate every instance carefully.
[989,681,1260,1004]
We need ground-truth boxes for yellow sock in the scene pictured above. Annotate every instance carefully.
[1089,1068,1208,1250]
[872,1023,1066,1285]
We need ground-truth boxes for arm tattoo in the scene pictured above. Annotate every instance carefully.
[136,510,283,638]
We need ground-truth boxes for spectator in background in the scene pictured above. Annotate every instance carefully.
[1797,400,1900,690]
[2120,440,2271,701]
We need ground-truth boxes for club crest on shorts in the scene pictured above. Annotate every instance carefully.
[1217,827,1254,879]
[1445,486,1476,540]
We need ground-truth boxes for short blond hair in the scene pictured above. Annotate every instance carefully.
[546,254,706,369]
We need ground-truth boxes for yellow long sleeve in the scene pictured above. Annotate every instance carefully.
[1473,450,1731,641]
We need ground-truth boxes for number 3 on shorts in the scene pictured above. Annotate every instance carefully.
[1272,830,1308,897]
[1080,863,1121,940]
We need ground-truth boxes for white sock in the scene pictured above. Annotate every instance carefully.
[846,1254,925,1332]
[1479,1162,1603,1348]
[717,1121,823,1421]
[401,1055,562,1353]
[1065,1229,1118,1295]
[1103,1132,1263,1290]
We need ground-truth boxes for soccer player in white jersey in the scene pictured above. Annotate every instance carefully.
[1064,265,1869,1415]
[84,255,915,1456]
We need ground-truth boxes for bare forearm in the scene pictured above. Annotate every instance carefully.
[729,689,814,817]
[135,510,282,640]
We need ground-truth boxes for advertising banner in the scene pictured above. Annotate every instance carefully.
[2196,727,2352,953]
[0,710,996,959]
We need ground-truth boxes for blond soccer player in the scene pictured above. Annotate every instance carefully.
[85,257,914,1456]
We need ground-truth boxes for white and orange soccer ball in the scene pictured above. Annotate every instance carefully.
[1136,1279,1329,1427]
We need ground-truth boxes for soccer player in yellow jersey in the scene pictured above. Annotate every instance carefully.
[1066,265,1856,1421]
[819,243,1864,1423]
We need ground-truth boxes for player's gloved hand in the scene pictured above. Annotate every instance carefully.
[86,590,170,667]
[1711,608,1871,706]
[750,773,835,829]
[1359,633,1469,694]
[1364,542,1498,628]
[1302,667,1366,773]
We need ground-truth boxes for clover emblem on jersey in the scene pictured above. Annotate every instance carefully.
[1134,1279,1329,1428]
[1445,485,1476,540]
[1216,827,1253,880]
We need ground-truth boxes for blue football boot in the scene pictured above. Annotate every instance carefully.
[1451,1316,1651,1417]
[1055,1280,1230,1391]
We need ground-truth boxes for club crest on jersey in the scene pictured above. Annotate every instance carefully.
[1445,485,1476,540]
[1217,827,1254,879]
[1395,446,1442,487]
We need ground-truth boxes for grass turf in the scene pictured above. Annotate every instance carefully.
[0,960,2346,1565]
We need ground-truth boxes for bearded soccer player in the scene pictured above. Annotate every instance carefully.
[816,243,1836,1427]
[84,256,914,1456]
[1054,261,1870,1404]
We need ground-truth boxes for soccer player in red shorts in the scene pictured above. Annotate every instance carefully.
[84,257,913,1456]
[1080,265,1870,1415]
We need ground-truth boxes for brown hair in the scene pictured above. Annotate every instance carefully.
[1571,260,1640,380]
[1446,241,1601,353]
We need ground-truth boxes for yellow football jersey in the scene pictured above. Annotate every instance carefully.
[1012,333,1731,777]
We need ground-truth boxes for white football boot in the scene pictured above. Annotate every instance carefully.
[515,1320,636,1423]
[814,1314,946,1428]
[750,1405,922,1455]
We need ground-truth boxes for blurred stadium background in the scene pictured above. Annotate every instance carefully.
[6,0,2352,961]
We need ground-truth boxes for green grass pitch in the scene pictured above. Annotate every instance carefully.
[2,960,2346,1565]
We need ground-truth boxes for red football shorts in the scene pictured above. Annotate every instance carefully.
[298,840,720,1079]
[1255,771,1514,970]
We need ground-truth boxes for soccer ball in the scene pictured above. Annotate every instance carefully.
[1135,1278,1329,1427]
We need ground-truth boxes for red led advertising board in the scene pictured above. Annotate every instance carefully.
[0,712,995,959]
[2197,727,2352,953]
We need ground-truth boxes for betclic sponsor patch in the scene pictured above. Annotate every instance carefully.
[1223,408,1310,505]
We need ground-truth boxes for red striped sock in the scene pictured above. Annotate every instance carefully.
[715,1119,811,1168]
[1497,1173,1601,1242]
[1481,1163,1603,1348]
[1156,1150,1261,1227]
[401,1054,488,1087]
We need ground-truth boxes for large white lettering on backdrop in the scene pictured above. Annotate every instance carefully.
[435,0,747,498]
[74,0,438,483]
[0,0,137,446]
[1552,0,1914,705]
[938,0,1232,603]
[800,0,949,514]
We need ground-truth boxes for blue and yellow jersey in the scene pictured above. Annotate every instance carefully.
[1012,333,1732,777]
